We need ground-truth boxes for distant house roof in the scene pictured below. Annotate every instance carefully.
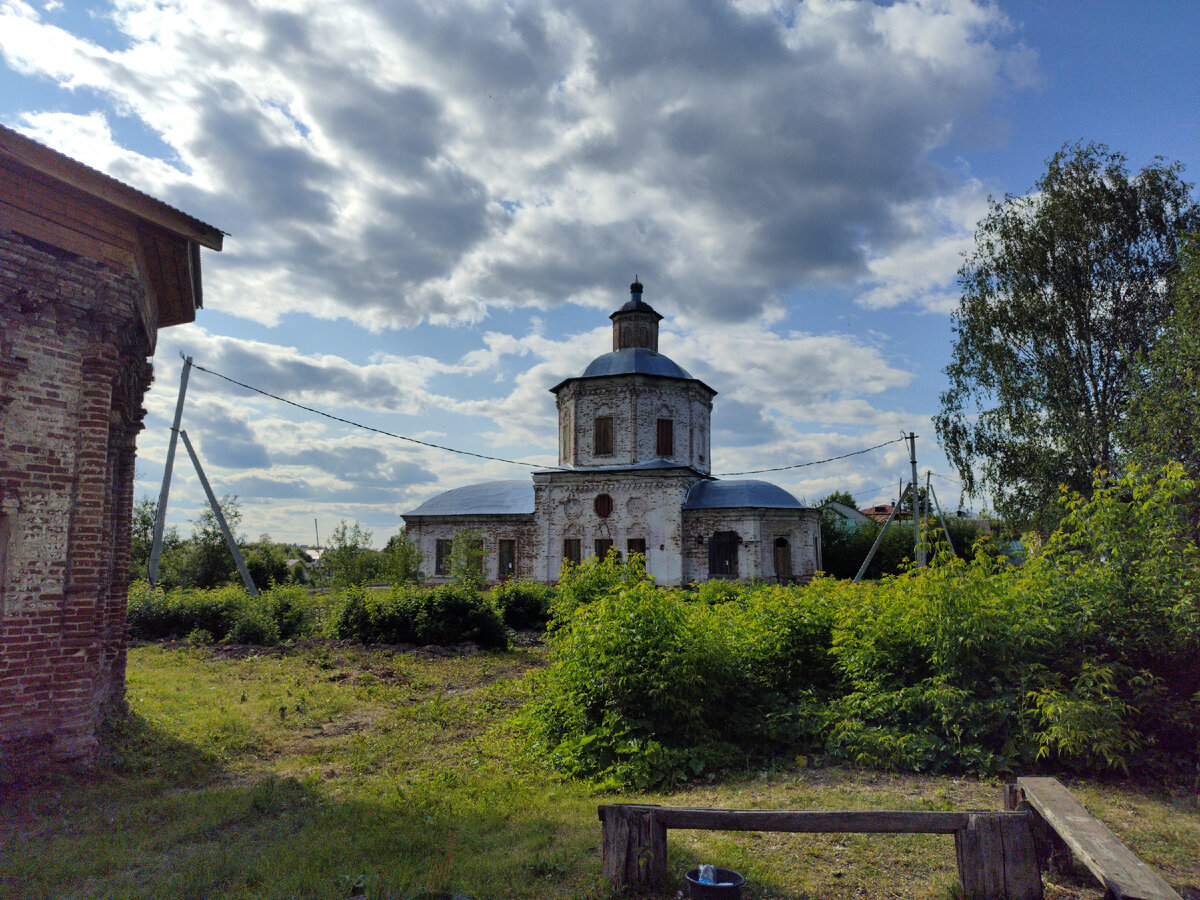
[405,479,535,516]
[860,504,909,523]
[824,501,871,526]
[550,347,715,394]
[683,479,807,510]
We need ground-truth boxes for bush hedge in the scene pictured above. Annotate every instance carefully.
[521,465,1200,787]
[127,582,318,645]
[328,583,508,650]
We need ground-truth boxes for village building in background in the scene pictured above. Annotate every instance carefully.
[403,282,821,585]
[0,124,222,776]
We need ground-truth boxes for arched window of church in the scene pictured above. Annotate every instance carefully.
[708,530,739,578]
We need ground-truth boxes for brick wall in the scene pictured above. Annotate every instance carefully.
[0,227,153,776]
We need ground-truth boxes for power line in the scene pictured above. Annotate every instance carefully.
[713,438,904,476]
[186,356,906,479]
[188,358,560,470]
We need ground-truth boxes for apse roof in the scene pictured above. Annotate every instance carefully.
[683,479,809,510]
[404,479,534,516]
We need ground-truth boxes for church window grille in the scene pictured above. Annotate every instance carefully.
[498,539,516,580]
[708,531,740,578]
[563,538,581,565]
[595,538,614,559]
[435,539,452,576]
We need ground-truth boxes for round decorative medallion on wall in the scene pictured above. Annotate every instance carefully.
[564,499,582,518]
[626,496,646,516]
[594,493,614,518]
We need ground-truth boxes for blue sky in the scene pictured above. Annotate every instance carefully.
[3,0,1197,546]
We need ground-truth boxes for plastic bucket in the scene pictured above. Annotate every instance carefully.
[685,867,745,900]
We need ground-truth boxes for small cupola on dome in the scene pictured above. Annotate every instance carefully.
[610,277,664,351]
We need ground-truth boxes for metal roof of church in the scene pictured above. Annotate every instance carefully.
[683,480,808,510]
[405,480,534,516]
[551,347,715,393]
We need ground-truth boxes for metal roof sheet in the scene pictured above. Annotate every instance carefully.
[683,479,808,510]
[405,479,535,516]
[581,347,693,380]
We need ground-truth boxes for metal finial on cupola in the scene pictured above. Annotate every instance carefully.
[630,276,643,295]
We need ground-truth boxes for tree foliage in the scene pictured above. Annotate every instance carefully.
[1122,233,1200,476]
[321,520,380,587]
[937,142,1198,532]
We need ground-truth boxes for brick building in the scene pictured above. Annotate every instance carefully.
[0,125,222,775]
[403,282,821,585]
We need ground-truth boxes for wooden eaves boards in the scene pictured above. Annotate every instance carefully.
[0,123,222,333]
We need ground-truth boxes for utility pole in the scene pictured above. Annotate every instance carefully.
[179,429,259,597]
[906,431,924,567]
[148,356,192,587]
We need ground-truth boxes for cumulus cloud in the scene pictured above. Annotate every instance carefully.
[0,0,1033,327]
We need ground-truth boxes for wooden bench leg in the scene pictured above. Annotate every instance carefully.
[956,813,1043,900]
[599,804,667,889]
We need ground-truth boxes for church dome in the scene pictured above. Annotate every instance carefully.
[579,347,695,381]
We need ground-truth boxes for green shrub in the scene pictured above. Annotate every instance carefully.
[491,580,557,630]
[551,550,651,624]
[128,582,321,646]
[521,579,838,788]
[127,582,245,641]
[328,584,508,650]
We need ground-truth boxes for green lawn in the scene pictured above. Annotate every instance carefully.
[1,641,1196,899]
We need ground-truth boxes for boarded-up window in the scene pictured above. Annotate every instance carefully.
[594,416,614,456]
[656,418,673,457]
[560,422,571,461]
[595,538,614,559]
[435,539,453,576]
[498,539,516,580]
[627,537,646,559]
[563,538,581,565]
[774,537,792,582]
[594,493,614,518]
[708,531,739,578]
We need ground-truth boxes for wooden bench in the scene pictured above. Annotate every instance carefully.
[1004,777,1181,900]
[600,779,1182,900]
[597,804,1043,899]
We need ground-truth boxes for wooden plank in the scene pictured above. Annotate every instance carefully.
[0,123,223,249]
[1,160,138,252]
[0,201,134,271]
[643,805,998,834]
[1017,778,1180,900]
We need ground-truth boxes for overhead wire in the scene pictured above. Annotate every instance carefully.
[186,356,906,479]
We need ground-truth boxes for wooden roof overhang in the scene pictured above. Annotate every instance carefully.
[0,123,223,347]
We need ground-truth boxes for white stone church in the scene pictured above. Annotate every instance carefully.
[402,281,821,586]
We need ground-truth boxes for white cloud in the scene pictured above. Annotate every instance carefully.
[0,0,1034,327]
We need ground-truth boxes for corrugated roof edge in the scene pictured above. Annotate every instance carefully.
[0,123,224,250]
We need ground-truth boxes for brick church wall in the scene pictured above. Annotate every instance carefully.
[0,227,154,776]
